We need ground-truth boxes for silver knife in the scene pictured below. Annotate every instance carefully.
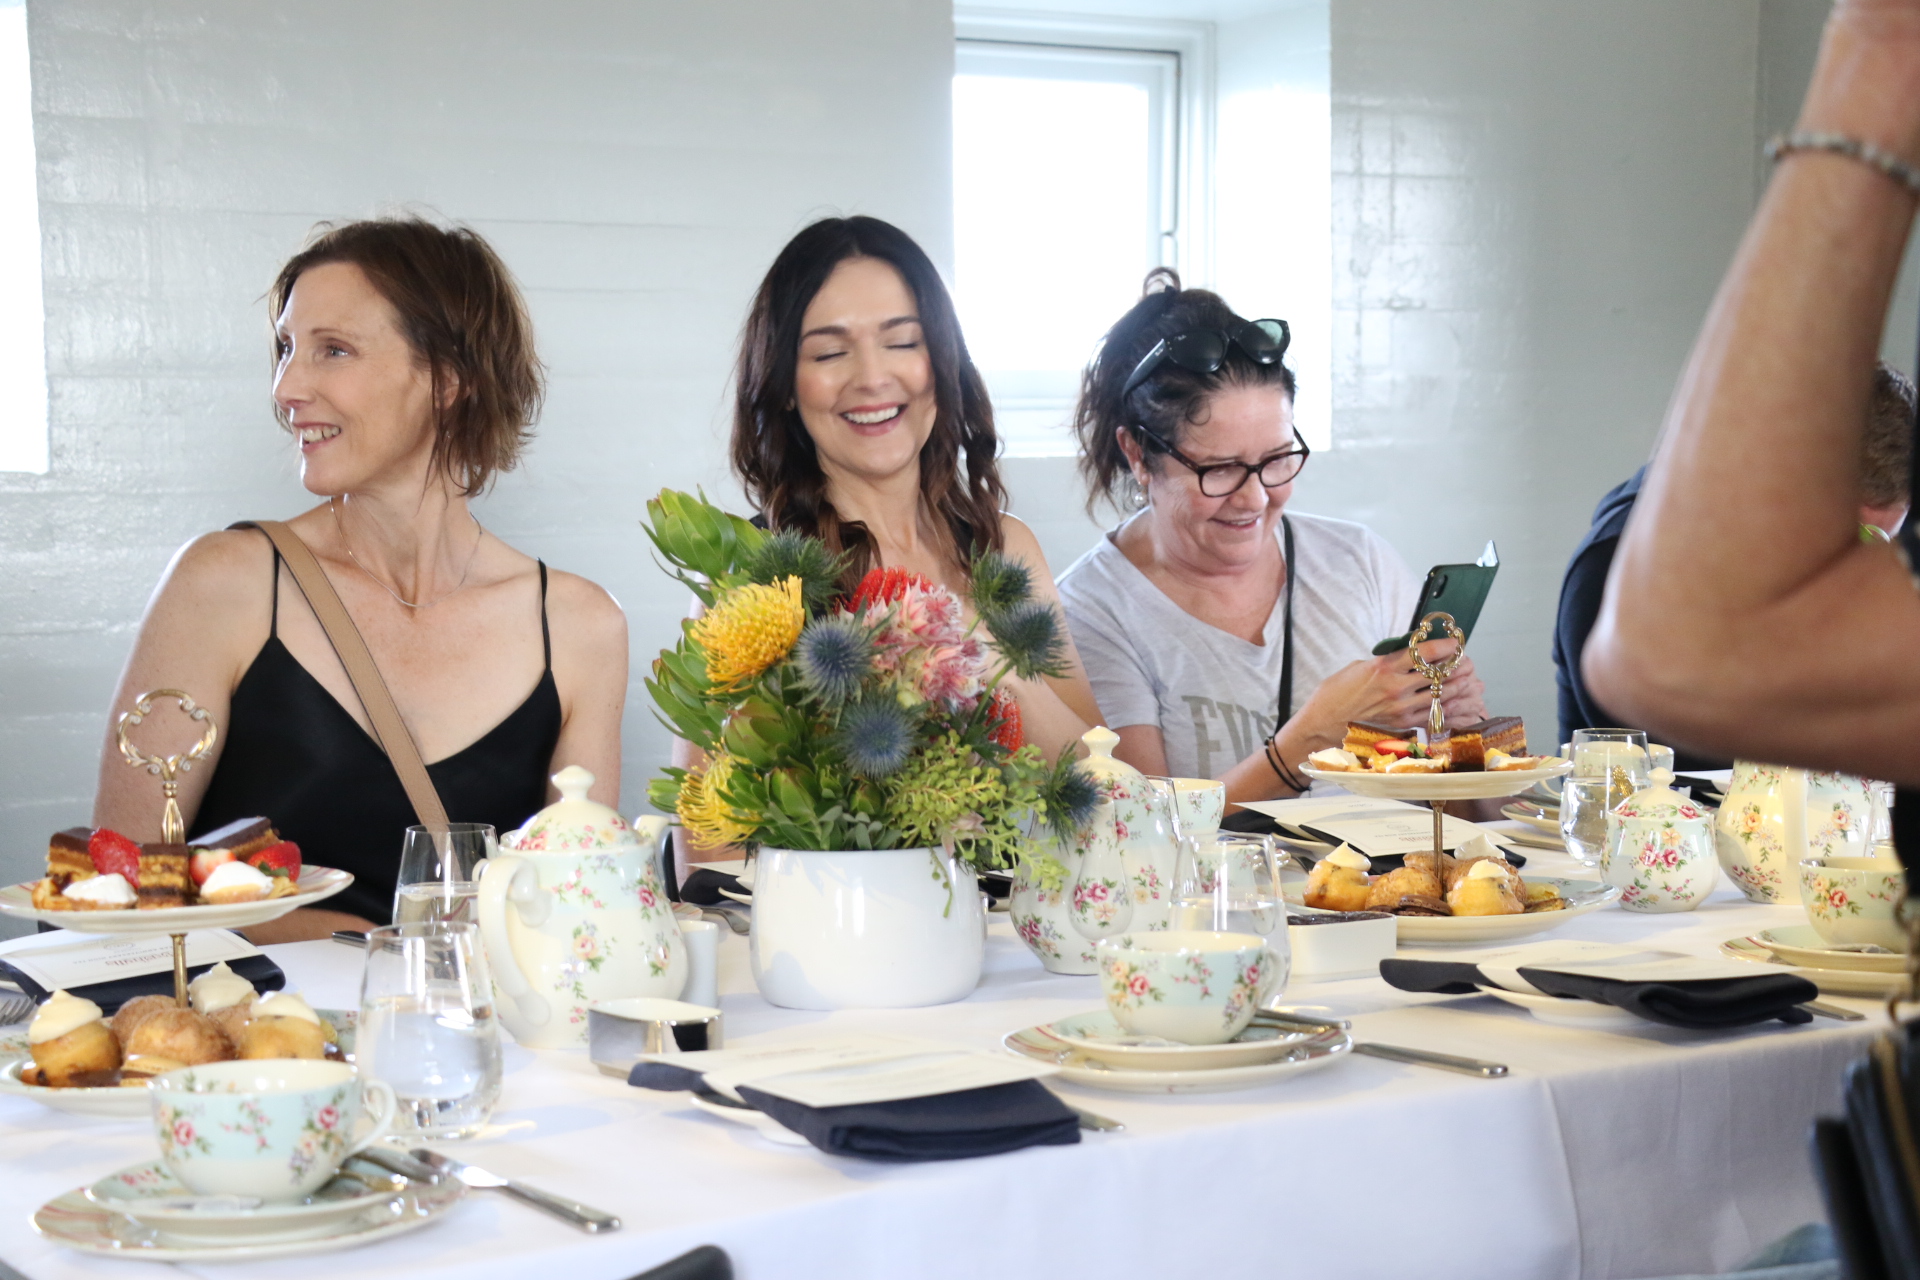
[409,1148,621,1233]
[1353,1043,1508,1077]
[1805,1000,1867,1022]
[1065,1104,1125,1132]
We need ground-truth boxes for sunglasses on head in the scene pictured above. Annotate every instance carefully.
[1120,318,1292,401]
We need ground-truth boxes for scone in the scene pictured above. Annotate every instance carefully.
[236,992,327,1060]
[111,994,177,1045]
[1447,860,1524,916]
[124,1007,234,1066]
[1303,845,1372,912]
[29,991,122,1087]
[1364,864,1442,911]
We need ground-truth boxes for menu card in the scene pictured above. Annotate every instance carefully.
[644,1032,1058,1108]
[0,929,259,992]
[1235,796,1496,857]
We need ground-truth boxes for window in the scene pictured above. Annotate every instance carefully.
[953,15,1210,458]
[0,0,45,475]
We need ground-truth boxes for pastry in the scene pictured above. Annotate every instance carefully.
[1447,859,1525,916]
[1342,721,1424,763]
[189,960,258,1037]
[29,991,122,1087]
[237,991,327,1059]
[1441,717,1526,771]
[1306,748,1362,772]
[188,817,277,887]
[1384,756,1447,774]
[1523,882,1566,913]
[61,872,136,910]
[1304,845,1372,912]
[45,827,94,894]
[112,994,177,1044]
[1365,864,1442,911]
[124,1007,234,1065]
[118,1054,187,1084]
[136,843,192,909]
[199,860,275,904]
[1485,749,1550,772]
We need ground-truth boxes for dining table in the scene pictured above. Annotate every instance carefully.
[0,831,1889,1280]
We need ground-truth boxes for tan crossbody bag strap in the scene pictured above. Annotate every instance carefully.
[236,520,451,829]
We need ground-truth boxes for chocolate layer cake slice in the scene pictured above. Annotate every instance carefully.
[136,843,191,908]
[188,816,277,860]
[1442,717,1526,772]
[1342,720,1427,761]
[45,827,94,891]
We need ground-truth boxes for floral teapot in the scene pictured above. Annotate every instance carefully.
[1713,763,1874,904]
[477,766,686,1049]
[1602,769,1719,912]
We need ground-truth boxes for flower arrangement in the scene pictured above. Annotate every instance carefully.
[643,490,1097,871]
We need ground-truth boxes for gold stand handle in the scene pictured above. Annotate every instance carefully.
[1406,613,1467,859]
[115,690,218,1004]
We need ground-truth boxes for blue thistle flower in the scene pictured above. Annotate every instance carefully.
[984,599,1066,679]
[1041,763,1101,842]
[968,551,1033,616]
[830,695,916,778]
[794,615,873,706]
[744,530,846,614]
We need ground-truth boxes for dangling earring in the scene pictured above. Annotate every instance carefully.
[1131,473,1150,509]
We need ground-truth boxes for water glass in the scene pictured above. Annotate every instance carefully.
[1559,776,1614,867]
[1571,728,1651,791]
[357,921,503,1140]
[393,823,496,927]
[1170,832,1290,939]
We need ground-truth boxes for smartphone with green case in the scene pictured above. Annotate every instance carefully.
[1370,541,1499,656]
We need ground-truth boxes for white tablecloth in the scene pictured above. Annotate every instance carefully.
[0,839,1886,1280]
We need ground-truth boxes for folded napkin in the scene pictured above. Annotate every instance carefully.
[0,953,285,1015]
[1380,956,1817,1029]
[677,868,748,907]
[629,1060,1080,1162]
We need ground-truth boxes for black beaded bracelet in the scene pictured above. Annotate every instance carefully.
[1265,738,1308,794]
[1766,130,1920,197]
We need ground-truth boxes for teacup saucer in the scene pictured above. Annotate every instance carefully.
[84,1159,405,1242]
[1752,925,1906,973]
[38,1166,462,1260]
[1033,1011,1312,1072]
[1004,1025,1352,1093]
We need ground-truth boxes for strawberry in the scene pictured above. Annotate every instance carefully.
[245,841,302,882]
[1374,738,1413,759]
[88,828,141,884]
[189,847,236,887]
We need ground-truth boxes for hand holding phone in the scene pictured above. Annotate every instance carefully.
[1371,541,1499,655]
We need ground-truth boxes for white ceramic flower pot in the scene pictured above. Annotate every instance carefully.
[750,846,984,1010]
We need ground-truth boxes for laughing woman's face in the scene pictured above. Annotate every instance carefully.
[792,256,937,491]
[1139,384,1299,571]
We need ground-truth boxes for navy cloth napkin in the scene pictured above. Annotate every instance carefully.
[1379,957,1817,1029]
[677,869,748,907]
[629,1061,1080,1162]
[0,951,285,1015]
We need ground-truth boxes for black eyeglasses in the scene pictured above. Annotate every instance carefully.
[1134,424,1311,497]
[1120,318,1291,400]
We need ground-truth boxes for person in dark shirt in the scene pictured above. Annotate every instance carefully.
[1555,362,1913,767]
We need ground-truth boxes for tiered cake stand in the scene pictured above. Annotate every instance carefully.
[0,691,351,1005]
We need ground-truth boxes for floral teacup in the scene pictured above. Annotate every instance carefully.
[149,1061,396,1202]
[1800,857,1907,952]
[1096,930,1285,1045]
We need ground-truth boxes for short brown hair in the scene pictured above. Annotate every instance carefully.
[1864,361,1915,509]
[268,218,544,495]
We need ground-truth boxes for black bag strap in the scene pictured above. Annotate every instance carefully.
[1273,515,1296,736]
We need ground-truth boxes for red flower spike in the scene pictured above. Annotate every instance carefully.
[89,828,142,884]
[852,567,937,612]
[986,688,1025,752]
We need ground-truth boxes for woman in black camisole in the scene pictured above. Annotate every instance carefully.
[92,219,630,940]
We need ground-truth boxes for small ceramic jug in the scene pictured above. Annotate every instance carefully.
[1714,763,1875,903]
[1010,819,1102,975]
[1075,727,1183,931]
[477,766,687,1048]
[1603,769,1719,912]
[1067,800,1134,940]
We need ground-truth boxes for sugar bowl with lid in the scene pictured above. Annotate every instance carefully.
[1602,768,1719,913]
[476,766,687,1048]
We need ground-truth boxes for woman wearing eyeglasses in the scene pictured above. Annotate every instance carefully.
[1057,271,1487,800]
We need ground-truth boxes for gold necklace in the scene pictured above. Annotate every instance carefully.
[328,497,483,610]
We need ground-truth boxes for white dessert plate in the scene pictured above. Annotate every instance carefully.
[0,866,353,934]
[1499,804,1562,835]
[1750,925,1905,973]
[84,1160,402,1242]
[1721,936,1905,997]
[1301,760,1571,802]
[1498,828,1569,853]
[715,887,753,906]
[35,1170,462,1261]
[1033,1011,1314,1072]
[1479,986,1642,1029]
[1004,1026,1352,1093]
[1391,879,1619,945]
[687,1092,810,1146]
[0,1056,150,1119]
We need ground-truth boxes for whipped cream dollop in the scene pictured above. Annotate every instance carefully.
[251,991,319,1025]
[200,861,273,896]
[1465,858,1510,882]
[1306,748,1359,770]
[188,960,256,1015]
[61,873,134,907]
[1455,833,1504,863]
[30,990,105,1044]
[1323,844,1371,873]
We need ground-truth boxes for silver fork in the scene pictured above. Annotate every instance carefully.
[0,992,35,1025]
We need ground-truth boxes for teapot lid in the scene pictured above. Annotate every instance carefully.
[1076,725,1143,786]
[1614,768,1707,822]
[505,766,634,853]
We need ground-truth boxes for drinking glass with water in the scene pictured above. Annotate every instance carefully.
[357,921,503,1140]
[1560,729,1650,866]
[393,823,495,927]
[1170,832,1292,938]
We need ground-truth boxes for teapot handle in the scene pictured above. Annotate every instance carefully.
[476,853,551,1027]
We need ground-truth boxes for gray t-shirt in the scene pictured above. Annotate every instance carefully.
[1057,510,1422,780]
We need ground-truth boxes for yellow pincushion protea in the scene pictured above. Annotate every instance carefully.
[691,576,805,690]
[677,752,758,847]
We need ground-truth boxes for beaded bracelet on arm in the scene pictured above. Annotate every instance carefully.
[1765,131,1920,197]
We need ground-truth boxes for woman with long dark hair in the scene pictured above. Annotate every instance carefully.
[1057,270,1485,800]
[726,215,1100,757]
